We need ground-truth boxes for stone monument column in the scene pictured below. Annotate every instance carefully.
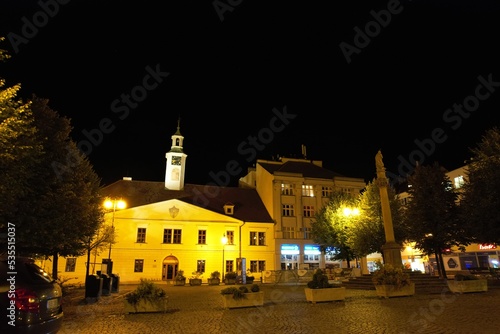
[375,150,403,267]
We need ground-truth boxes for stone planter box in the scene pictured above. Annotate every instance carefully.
[124,298,169,314]
[304,287,346,304]
[189,278,202,286]
[224,278,236,285]
[174,279,186,286]
[221,291,264,309]
[207,278,220,285]
[375,283,415,298]
[448,279,488,294]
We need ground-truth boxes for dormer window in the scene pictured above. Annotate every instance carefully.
[224,203,235,215]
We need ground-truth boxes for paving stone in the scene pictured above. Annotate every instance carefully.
[59,283,500,334]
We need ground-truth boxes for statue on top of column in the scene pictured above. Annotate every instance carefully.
[375,150,385,172]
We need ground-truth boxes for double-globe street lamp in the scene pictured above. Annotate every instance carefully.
[103,197,126,274]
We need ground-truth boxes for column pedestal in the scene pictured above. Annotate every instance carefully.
[381,241,403,268]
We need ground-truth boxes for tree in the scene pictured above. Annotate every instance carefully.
[350,179,406,258]
[23,96,104,278]
[402,162,470,279]
[311,191,360,268]
[0,39,42,246]
[459,127,500,245]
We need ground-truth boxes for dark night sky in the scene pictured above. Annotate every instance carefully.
[1,0,500,187]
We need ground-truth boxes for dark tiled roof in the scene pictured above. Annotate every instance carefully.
[101,180,274,223]
[258,160,344,179]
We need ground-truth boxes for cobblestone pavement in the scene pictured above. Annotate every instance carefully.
[59,283,500,334]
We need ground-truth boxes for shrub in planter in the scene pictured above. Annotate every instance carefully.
[124,279,168,313]
[220,284,263,309]
[304,269,346,303]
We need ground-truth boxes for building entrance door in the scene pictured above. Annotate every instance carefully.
[162,255,179,280]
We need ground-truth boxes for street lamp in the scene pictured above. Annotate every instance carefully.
[221,233,228,280]
[103,198,126,274]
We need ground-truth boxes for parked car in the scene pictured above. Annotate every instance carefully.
[0,256,63,333]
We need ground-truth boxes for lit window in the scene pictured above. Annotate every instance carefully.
[250,232,266,246]
[302,185,314,197]
[454,176,465,189]
[281,183,295,195]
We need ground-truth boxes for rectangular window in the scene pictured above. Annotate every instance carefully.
[282,204,295,216]
[321,186,333,197]
[226,230,234,245]
[134,259,144,272]
[173,229,182,244]
[65,258,76,272]
[303,205,315,217]
[248,260,266,273]
[302,227,311,239]
[136,228,146,243]
[341,187,354,196]
[163,228,182,244]
[454,175,465,189]
[198,230,206,244]
[283,227,295,239]
[250,231,266,246]
[258,260,266,272]
[225,260,234,273]
[163,229,172,243]
[196,260,205,273]
[302,184,314,197]
[281,183,295,195]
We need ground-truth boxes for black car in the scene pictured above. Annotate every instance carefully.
[1,256,63,333]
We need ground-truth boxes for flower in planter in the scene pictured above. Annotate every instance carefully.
[175,270,186,281]
[371,261,411,289]
[191,271,203,279]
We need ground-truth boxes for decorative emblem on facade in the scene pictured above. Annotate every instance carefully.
[169,205,179,218]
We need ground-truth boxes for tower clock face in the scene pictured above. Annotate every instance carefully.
[171,156,181,165]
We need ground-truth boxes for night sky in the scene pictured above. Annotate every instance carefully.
[1,0,500,187]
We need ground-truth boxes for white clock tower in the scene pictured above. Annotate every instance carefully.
[165,118,187,190]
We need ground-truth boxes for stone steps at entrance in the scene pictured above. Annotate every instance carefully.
[342,273,449,294]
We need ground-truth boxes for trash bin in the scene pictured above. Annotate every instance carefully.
[100,273,112,296]
[110,273,120,293]
[85,274,103,299]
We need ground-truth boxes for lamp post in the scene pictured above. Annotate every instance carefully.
[221,233,228,280]
[103,198,126,274]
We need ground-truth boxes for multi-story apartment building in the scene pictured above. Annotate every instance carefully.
[239,157,366,272]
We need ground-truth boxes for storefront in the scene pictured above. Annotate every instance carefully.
[280,244,300,270]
